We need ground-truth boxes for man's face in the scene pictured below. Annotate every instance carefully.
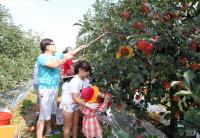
[47,42,56,52]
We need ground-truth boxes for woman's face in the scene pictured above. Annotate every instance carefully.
[79,69,90,79]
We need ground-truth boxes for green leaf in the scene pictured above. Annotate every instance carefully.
[183,70,195,84]
[141,69,149,75]
[171,81,181,87]
[174,90,192,96]
[183,81,190,90]
[184,109,200,125]
[73,23,83,26]
[171,81,190,90]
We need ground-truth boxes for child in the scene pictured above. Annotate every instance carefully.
[81,86,111,138]
[61,46,86,81]
[61,47,74,80]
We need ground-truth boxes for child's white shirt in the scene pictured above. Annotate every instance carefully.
[60,75,91,108]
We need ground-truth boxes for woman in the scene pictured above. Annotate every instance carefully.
[60,60,99,138]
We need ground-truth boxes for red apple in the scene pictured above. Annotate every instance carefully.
[190,41,198,51]
[136,95,141,100]
[163,81,171,90]
[108,101,113,107]
[162,13,171,22]
[175,111,180,119]
[136,40,148,51]
[145,43,154,53]
[118,103,123,112]
[152,35,159,42]
[190,63,199,71]
[141,3,149,14]
[172,96,180,102]
[122,11,131,21]
[178,57,188,65]
[133,21,145,30]
[119,34,127,40]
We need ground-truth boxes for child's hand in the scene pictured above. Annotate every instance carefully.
[104,94,111,102]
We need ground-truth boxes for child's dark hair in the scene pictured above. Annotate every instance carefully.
[74,60,91,74]
[63,47,72,54]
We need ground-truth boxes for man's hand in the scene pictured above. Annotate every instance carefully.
[68,45,88,56]
[79,44,88,50]
[85,102,99,110]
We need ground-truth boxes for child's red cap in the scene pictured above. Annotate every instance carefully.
[81,86,101,103]
[81,87,94,101]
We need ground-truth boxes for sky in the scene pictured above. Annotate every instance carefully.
[0,0,96,51]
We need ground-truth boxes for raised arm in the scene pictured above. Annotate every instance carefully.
[45,53,73,68]
[68,45,87,56]
[98,94,111,112]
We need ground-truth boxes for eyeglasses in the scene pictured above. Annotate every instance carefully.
[49,43,55,46]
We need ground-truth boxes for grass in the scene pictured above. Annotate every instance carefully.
[49,133,63,138]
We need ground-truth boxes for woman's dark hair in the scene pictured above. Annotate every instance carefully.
[74,60,91,74]
[63,48,68,54]
[40,38,54,53]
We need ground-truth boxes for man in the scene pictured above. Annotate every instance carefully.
[36,38,83,138]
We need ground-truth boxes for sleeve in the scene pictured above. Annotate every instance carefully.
[37,55,50,66]
[62,82,69,91]
[71,80,81,94]
[55,52,64,60]
[84,79,92,87]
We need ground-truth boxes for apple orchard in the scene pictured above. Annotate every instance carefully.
[75,0,200,137]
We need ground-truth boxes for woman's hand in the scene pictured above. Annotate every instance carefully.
[72,93,99,110]
[85,102,99,110]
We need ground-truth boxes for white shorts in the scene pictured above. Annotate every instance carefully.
[38,89,58,120]
[33,83,40,104]
[61,103,80,113]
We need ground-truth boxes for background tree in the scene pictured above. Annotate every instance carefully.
[0,5,40,92]
[75,0,200,137]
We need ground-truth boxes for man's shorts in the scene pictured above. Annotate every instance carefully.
[61,103,80,113]
[33,83,40,105]
[38,89,58,120]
